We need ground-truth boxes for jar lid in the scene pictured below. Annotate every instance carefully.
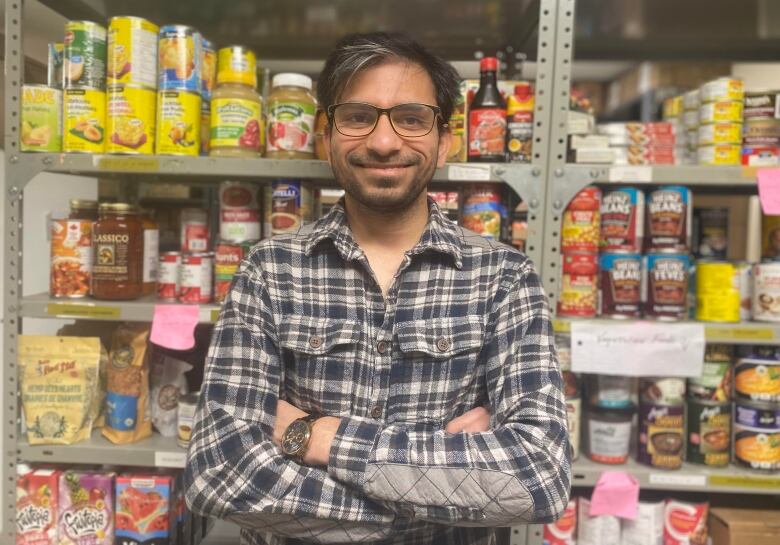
[70,198,98,209]
[587,402,636,416]
[99,202,139,214]
[217,46,257,87]
[272,73,312,91]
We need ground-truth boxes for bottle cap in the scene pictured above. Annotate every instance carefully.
[272,73,312,91]
[480,57,498,72]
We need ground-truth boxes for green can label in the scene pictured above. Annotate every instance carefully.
[63,21,107,89]
[21,86,62,152]
[686,400,731,467]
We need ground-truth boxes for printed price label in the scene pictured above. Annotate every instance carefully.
[649,473,706,487]
[709,474,780,490]
[95,156,160,172]
[704,326,775,342]
[552,319,572,333]
[448,164,492,181]
[608,166,652,183]
[154,451,187,468]
[47,303,120,319]
[210,308,221,322]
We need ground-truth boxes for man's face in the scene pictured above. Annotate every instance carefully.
[323,60,451,212]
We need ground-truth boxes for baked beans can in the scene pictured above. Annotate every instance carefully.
[599,251,642,318]
[460,185,505,240]
[686,399,730,467]
[735,401,780,429]
[697,144,741,165]
[744,90,780,120]
[63,20,106,89]
[179,252,212,304]
[180,208,209,253]
[733,423,780,471]
[158,25,201,92]
[638,402,684,469]
[700,78,744,103]
[561,186,601,253]
[63,87,106,153]
[695,261,750,323]
[21,85,63,152]
[699,101,744,124]
[268,180,314,235]
[565,397,581,461]
[557,252,598,318]
[543,499,576,545]
[177,392,198,449]
[50,219,92,298]
[645,186,691,252]
[107,16,158,88]
[157,251,181,301]
[599,187,644,252]
[200,37,217,100]
[220,181,261,243]
[663,500,709,545]
[155,90,201,155]
[752,263,780,321]
[640,377,686,406]
[214,240,254,303]
[734,352,780,403]
[643,251,690,320]
[106,84,156,154]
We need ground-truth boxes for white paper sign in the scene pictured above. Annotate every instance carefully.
[154,451,187,468]
[648,473,707,487]
[570,321,705,377]
[609,166,652,183]
[448,164,492,181]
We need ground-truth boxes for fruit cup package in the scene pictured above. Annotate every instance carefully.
[58,470,114,545]
[116,474,175,545]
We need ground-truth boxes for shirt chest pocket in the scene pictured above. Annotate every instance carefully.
[394,316,485,423]
[278,315,362,415]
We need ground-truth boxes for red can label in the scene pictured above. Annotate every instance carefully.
[663,500,708,545]
[562,187,601,252]
[557,272,598,318]
[157,251,180,300]
[543,499,576,545]
[645,186,691,252]
[179,253,212,303]
[214,242,248,303]
[562,252,598,275]
[600,187,644,251]
[468,108,506,159]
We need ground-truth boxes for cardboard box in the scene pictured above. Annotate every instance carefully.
[709,508,780,545]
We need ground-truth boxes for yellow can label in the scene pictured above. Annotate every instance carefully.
[216,47,256,87]
[155,90,200,155]
[21,85,62,152]
[698,144,741,165]
[107,85,156,154]
[696,262,741,322]
[107,17,159,88]
[700,101,744,124]
[698,123,743,145]
[210,97,262,151]
[63,88,106,153]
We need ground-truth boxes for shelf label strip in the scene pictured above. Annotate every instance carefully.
[95,156,161,172]
[648,473,706,487]
[704,326,775,341]
[608,166,652,183]
[708,474,780,490]
[154,451,187,468]
[448,164,492,181]
[46,303,120,319]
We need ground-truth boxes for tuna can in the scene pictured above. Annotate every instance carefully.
[158,25,201,92]
[63,87,106,153]
[753,263,780,321]
[106,84,155,154]
[557,252,598,318]
[697,122,743,145]
[697,144,741,166]
[269,180,314,235]
[743,90,780,120]
[107,16,158,88]
[734,350,780,403]
[683,89,700,111]
[48,42,64,88]
[180,208,209,253]
[687,344,733,402]
[585,404,634,465]
[599,187,644,252]
[733,423,780,471]
[645,186,691,252]
[686,399,730,467]
[63,20,107,89]
[588,375,636,409]
[155,90,201,155]
[561,186,601,253]
[735,401,780,429]
[544,499,577,545]
[699,101,744,124]
[566,397,581,461]
[157,251,181,301]
[643,251,691,320]
[695,261,750,323]
[200,37,217,100]
[599,251,642,318]
[700,78,744,103]
[219,181,261,243]
[179,252,212,304]
[640,377,686,406]
[177,392,198,449]
[214,240,254,303]
[744,145,780,166]
[682,109,699,129]
[638,402,684,469]
[21,85,62,152]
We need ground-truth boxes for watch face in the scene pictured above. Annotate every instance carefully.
[282,420,310,456]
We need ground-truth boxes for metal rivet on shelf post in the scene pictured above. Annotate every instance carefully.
[554,168,563,177]
[494,167,505,176]
[8,187,19,198]
[553,200,563,210]
[531,167,541,177]
[42,156,53,166]
[590,169,599,178]
[9,156,18,164]
[529,199,539,209]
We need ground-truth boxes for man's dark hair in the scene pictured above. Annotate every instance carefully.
[317,32,460,127]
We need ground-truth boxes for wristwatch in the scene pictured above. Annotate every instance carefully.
[281,414,322,461]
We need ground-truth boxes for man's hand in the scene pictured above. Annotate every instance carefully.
[445,406,491,434]
[273,399,340,467]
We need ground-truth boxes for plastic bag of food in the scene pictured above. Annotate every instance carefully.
[150,350,192,437]
[103,323,152,444]
[19,335,102,445]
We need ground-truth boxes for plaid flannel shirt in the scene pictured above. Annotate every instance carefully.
[184,198,571,545]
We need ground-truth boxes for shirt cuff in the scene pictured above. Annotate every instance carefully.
[327,415,382,488]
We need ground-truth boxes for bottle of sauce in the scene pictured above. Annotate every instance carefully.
[468,57,506,163]
[69,199,99,221]
[266,73,316,159]
[506,83,534,163]
[209,46,263,158]
[92,203,144,300]
[141,209,159,296]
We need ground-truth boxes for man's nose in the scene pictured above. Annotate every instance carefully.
[364,112,403,155]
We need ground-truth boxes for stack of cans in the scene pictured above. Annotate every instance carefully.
[742,90,780,166]
[697,77,744,166]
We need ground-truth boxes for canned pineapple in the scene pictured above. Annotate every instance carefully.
[107,84,156,154]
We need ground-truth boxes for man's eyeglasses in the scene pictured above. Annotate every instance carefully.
[327,102,444,138]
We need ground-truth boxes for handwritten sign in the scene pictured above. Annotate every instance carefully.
[757,168,780,214]
[571,321,705,377]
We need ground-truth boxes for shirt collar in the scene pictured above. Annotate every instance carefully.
[304,196,464,269]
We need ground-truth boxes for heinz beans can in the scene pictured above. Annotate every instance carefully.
[600,187,644,252]
[599,251,642,318]
[645,186,691,252]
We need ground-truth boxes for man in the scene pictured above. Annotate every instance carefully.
[185,32,571,545]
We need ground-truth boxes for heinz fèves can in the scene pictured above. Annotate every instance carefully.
[643,250,690,320]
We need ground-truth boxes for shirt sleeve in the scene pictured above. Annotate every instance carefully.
[183,262,400,543]
[326,261,572,526]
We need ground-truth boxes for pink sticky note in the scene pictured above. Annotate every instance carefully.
[588,471,639,520]
[757,168,780,215]
[150,304,199,351]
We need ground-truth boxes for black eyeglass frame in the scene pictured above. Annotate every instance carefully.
[326,102,448,138]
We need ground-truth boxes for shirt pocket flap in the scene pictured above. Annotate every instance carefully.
[396,316,484,358]
[278,315,362,355]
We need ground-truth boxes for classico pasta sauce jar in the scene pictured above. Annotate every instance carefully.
[92,203,144,300]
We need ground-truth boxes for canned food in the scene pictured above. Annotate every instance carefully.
[63,20,107,89]
[63,88,106,153]
[555,333,571,372]
[180,208,209,253]
[682,109,699,129]
[558,253,598,318]
[200,100,211,156]
[269,180,314,235]
[645,186,691,252]
[106,84,155,154]
[753,263,780,321]
[700,77,744,103]
[460,185,504,240]
[733,424,780,471]
[638,402,684,469]
[21,85,62,152]
[47,42,64,88]
[566,397,581,461]
[699,101,744,124]
[543,499,577,545]
[663,96,683,120]
[220,181,261,243]
[50,219,92,298]
[663,500,709,545]
[200,37,217,100]
[735,401,780,429]
[695,261,750,323]
[585,404,634,465]
[742,145,780,166]
[177,392,198,449]
[156,90,201,155]
[157,251,181,301]
[599,187,644,252]
[734,353,780,403]
[644,251,690,320]
[683,89,700,111]
[179,252,212,304]
[158,25,201,92]
[686,399,730,467]
[743,118,780,142]
[640,377,686,405]
[107,16,158,88]
[599,251,642,318]
[687,359,732,402]
[562,371,580,399]
[588,375,636,409]
[562,186,601,252]
[697,122,742,145]
[214,241,254,303]
[697,144,741,165]
[744,91,780,120]
[693,207,728,259]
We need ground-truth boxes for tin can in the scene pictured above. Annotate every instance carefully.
[179,252,212,304]
[21,85,62,152]
[180,208,209,253]
[157,251,181,301]
[599,187,644,252]
[744,90,780,120]
[200,37,217,100]
[555,332,572,372]
[693,207,728,259]
[645,186,691,252]
[663,95,683,120]
[697,122,742,145]
[734,351,780,403]
[683,89,700,111]
[695,261,750,323]
[697,144,741,165]
[48,42,64,88]
[63,87,106,153]
[214,240,254,303]
[585,404,634,465]
[638,402,684,469]
[107,16,158,88]
[563,371,580,399]
[50,219,92,298]
[63,20,107,89]
[745,145,780,166]
[177,393,198,449]
[599,251,642,318]
[158,25,201,92]
[686,399,730,467]
[268,180,314,235]
[699,101,744,124]
[566,397,581,461]
[640,377,686,405]
[200,100,211,155]
[700,78,744,103]
[561,186,601,253]
[733,423,780,471]
[752,263,780,321]
[220,181,261,243]
[643,251,690,320]
[155,90,201,155]
[735,401,780,429]
[106,84,155,154]
[743,118,780,142]
[544,499,577,545]
[687,345,733,402]
[588,375,636,409]
[682,109,699,129]
[461,185,505,240]
[557,252,598,318]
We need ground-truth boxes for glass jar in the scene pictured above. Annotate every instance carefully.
[209,46,263,158]
[141,209,159,296]
[92,203,144,300]
[69,199,99,221]
[266,73,316,159]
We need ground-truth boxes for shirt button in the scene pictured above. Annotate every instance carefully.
[376,340,388,354]
[371,405,383,419]
[309,336,323,349]
[436,337,450,352]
